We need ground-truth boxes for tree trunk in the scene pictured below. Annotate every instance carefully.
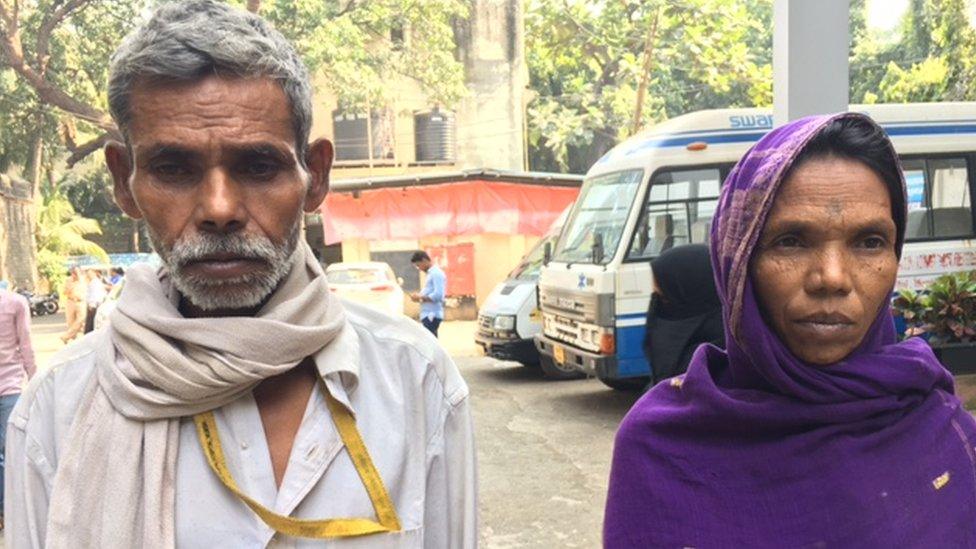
[631,8,661,135]
[25,122,44,201]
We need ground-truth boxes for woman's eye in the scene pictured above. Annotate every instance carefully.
[861,236,887,249]
[773,235,802,248]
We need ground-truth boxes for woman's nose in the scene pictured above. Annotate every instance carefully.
[806,246,853,296]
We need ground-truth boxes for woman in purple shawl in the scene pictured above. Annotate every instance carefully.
[604,113,976,548]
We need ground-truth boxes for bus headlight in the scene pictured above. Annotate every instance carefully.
[493,315,516,331]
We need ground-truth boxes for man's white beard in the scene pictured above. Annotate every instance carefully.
[148,221,301,311]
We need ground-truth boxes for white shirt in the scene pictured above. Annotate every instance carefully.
[86,278,107,307]
[5,301,477,548]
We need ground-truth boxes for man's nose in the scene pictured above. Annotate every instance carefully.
[806,246,853,296]
[196,168,247,233]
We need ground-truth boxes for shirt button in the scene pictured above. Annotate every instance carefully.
[241,441,249,450]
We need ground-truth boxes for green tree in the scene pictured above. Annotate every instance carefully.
[35,179,109,290]
[525,0,772,173]
[852,0,976,104]
[0,0,468,173]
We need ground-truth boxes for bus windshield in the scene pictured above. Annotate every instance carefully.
[553,169,643,265]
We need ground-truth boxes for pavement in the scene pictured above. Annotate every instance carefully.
[435,322,638,547]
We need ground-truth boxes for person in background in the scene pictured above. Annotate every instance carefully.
[604,113,976,547]
[0,280,35,531]
[410,251,447,336]
[109,267,125,286]
[642,244,723,386]
[83,269,109,334]
[59,267,86,343]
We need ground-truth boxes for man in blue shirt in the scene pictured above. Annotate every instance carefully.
[409,251,446,336]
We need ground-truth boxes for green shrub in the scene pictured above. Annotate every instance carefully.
[893,271,976,344]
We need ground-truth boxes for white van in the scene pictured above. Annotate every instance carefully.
[535,103,976,390]
[476,207,580,378]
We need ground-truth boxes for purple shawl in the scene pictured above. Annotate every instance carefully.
[604,113,976,548]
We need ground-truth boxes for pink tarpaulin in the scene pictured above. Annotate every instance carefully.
[321,180,580,244]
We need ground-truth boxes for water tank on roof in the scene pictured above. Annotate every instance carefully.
[414,108,456,163]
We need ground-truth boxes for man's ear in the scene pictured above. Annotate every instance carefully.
[105,141,143,220]
[304,138,334,213]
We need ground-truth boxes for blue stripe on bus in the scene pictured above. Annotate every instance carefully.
[616,324,651,378]
[658,119,976,137]
[618,123,976,158]
[617,312,647,320]
[623,132,769,155]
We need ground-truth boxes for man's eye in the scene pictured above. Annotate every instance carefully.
[151,163,190,179]
[242,161,280,178]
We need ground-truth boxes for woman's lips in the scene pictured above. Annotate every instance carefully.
[792,312,856,339]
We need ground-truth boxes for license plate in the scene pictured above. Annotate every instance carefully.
[553,344,566,364]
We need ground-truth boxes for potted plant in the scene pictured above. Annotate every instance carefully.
[893,271,976,374]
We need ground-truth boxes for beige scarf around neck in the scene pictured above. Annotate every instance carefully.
[45,241,346,548]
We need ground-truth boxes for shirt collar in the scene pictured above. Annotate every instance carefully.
[311,319,361,416]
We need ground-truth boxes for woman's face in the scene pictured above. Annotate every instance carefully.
[751,156,899,365]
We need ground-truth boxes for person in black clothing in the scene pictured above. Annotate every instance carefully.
[642,244,724,385]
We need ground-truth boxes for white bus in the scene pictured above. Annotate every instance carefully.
[534,103,976,390]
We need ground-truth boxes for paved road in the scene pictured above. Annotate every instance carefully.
[458,356,639,548]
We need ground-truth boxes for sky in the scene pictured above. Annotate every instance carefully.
[866,0,976,31]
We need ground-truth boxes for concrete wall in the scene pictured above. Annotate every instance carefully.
[454,0,527,171]
[0,173,36,289]
[309,0,527,179]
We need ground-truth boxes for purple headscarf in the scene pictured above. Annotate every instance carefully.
[604,113,976,548]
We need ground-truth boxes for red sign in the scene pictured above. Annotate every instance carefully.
[427,243,475,297]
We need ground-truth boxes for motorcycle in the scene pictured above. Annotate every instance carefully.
[16,290,60,316]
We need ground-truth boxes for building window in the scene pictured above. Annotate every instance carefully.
[332,108,395,163]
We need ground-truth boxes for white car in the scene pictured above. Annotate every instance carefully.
[325,262,405,317]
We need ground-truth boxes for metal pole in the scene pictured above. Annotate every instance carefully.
[773,0,850,124]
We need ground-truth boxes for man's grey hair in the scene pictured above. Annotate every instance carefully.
[107,0,312,161]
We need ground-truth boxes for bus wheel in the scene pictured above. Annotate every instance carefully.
[598,376,648,392]
[539,356,585,381]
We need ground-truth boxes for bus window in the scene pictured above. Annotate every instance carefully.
[628,168,721,261]
[903,157,974,240]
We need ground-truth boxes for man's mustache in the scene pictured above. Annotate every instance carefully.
[168,234,278,268]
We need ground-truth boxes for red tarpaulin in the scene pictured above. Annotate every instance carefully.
[321,180,579,244]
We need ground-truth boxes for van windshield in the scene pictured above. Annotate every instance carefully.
[510,235,554,281]
[553,169,643,265]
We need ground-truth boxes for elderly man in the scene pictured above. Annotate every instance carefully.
[5,2,476,547]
